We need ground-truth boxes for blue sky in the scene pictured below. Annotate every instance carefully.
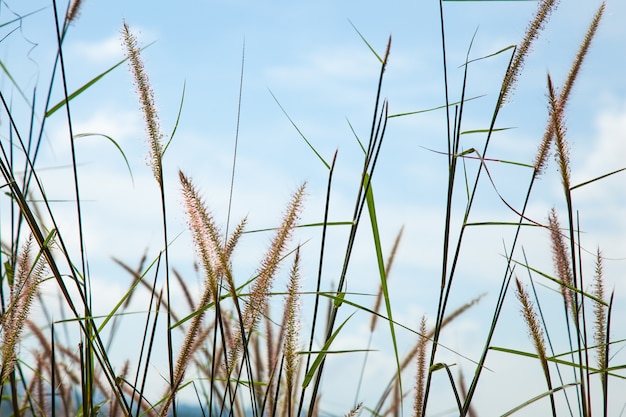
[2,0,626,415]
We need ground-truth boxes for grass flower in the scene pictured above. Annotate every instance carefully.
[65,0,85,26]
[1,236,47,383]
[282,247,302,417]
[413,316,428,417]
[515,278,555,415]
[547,208,575,318]
[121,21,164,184]
[227,182,306,371]
[593,249,607,372]
[500,0,559,105]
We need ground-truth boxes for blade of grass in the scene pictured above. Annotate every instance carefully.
[347,19,383,63]
[500,383,580,417]
[363,172,403,403]
[45,41,156,118]
[388,95,485,118]
[268,89,329,169]
[73,133,134,184]
[301,313,355,389]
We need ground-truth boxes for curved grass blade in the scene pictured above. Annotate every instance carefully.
[500,383,579,417]
[73,133,134,184]
[509,259,608,307]
[388,95,484,118]
[163,80,186,154]
[0,59,31,105]
[461,44,516,66]
[45,41,156,118]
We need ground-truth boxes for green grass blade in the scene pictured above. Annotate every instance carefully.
[45,41,156,118]
[268,88,329,169]
[73,133,134,184]
[460,127,513,135]
[301,313,355,389]
[243,221,353,234]
[347,19,383,63]
[163,80,186,154]
[461,44,516,66]
[0,59,31,105]
[364,172,403,400]
[510,259,609,306]
[500,383,579,417]
[388,95,485,118]
[570,167,626,191]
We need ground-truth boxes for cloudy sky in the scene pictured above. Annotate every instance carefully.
[1,0,625,415]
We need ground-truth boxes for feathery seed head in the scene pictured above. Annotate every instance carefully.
[1,236,47,382]
[413,316,429,417]
[593,248,607,371]
[122,21,164,183]
[65,0,85,26]
[547,75,572,191]
[227,182,306,371]
[282,247,302,414]
[547,209,574,315]
[515,279,550,380]
[501,0,559,105]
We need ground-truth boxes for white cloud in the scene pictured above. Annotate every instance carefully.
[578,100,626,185]
[70,34,123,64]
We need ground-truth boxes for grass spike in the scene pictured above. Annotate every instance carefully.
[282,246,302,417]
[547,208,574,318]
[500,0,560,105]
[412,316,428,417]
[121,21,164,184]
[228,182,306,370]
[593,249,607,376]
[515,278,556,416]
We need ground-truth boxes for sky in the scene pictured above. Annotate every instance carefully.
[1,0,625,415]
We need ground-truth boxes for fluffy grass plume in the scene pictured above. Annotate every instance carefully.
[500,0,560,104]
[121,21,164,184]
[592,249,607,372]
[547,208,575,318]
[1,236,47,383]
[227,182,306,371]
[515,278,556,415]
[412,316,428,417]
[533,2,604,178]
[281,246,302,417]
[65,0,85,25]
